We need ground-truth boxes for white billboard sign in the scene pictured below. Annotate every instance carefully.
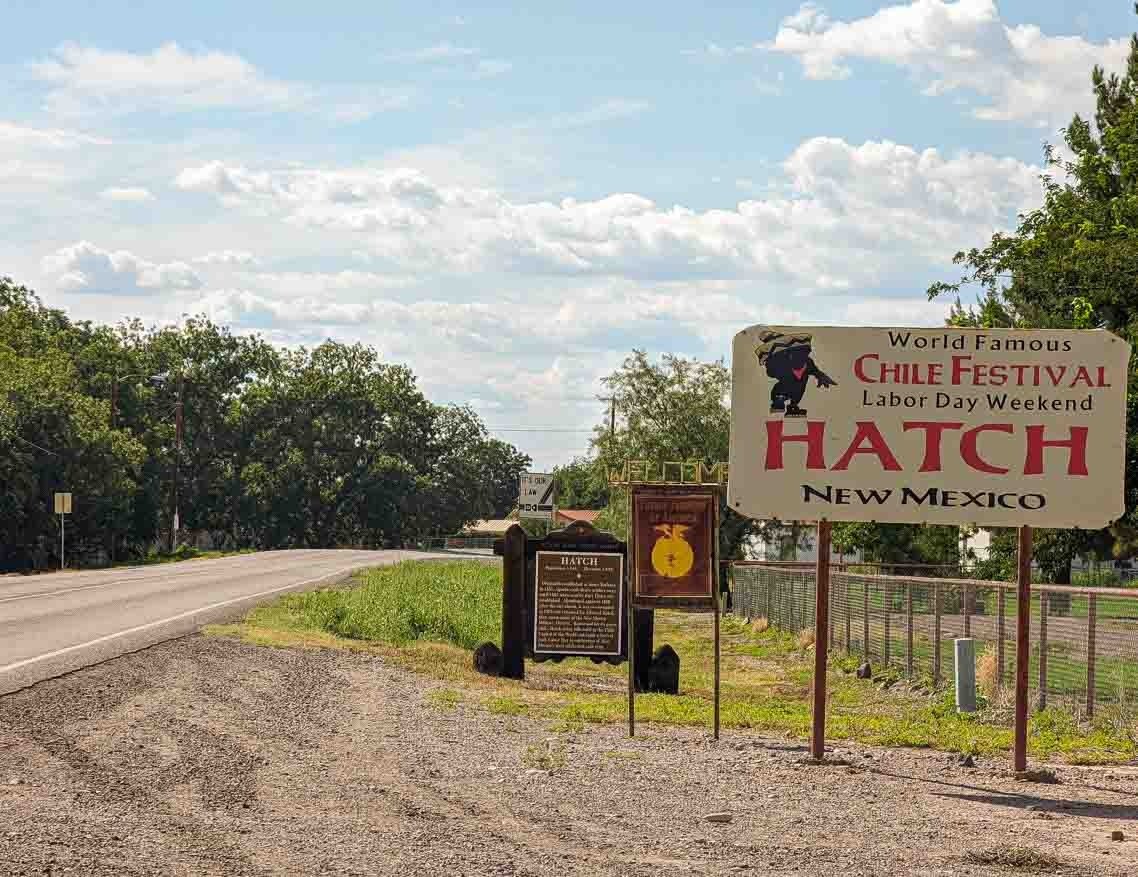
[728,326,1130,528]
[519,472,557,520]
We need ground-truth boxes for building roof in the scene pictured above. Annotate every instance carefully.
[556,509,600,524]
[460,519,517,535]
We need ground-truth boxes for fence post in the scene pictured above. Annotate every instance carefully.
[862,580,870,660]
[933,582,942,685]
[766,571,772,621]
[964,583,972,638]
[1038,591,1048,712]
[845,576,852,653]
[883,581,891,667]
[1087,593,1097,720]
[997,587,1006,688]
[906,582,913,677]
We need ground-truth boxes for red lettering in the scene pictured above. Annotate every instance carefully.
[903,421,964,472]
[832,422,902,472]
[960,424,1013,474]
[1070,366,1094,388]
[951,355,972,385]
[765,420,827,470]
[1024,425,1089,476]
[853,353,878,383]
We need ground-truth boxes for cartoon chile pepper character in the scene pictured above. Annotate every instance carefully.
[754,329,836,417]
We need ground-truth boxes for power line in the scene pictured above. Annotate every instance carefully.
[11,434,59,456]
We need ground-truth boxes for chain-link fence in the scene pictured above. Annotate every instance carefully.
[732,562,1138,725]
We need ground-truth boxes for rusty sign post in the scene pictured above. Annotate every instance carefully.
[729,324,1129,769]
[810,520,832,761]
[1014,525,1033,773]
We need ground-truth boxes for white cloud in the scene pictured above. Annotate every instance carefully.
[29,42,407,122]
[42,241,202,294]
[193,249,260,266]
[548,99,651,130]
[100,186,154,202]
[172,137,1039,289]
[765,0,1129,126]
[384,42,480,63]
[0,121,110,148]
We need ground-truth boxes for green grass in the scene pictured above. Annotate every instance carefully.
[117,546,256,567]
[219,560,1138,765]
[427,688,462,709]
[248,560,501,650]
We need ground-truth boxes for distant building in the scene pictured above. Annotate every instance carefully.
[554,509,600,527]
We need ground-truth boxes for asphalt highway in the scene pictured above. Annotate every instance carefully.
[0,549,437,695]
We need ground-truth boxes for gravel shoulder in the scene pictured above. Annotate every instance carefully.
[1,634,1136,876]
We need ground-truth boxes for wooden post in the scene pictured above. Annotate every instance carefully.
[1014,525,1032,774]
[933,582,942,684]
[905,583,914,677]
[964,584,972,638]
[1086,593,1097,720]
[714,581,721,741]
[1038,592,1048,712]
[883,582,891,667]
[844,576,852,653]
[501,525,527,680]
[810,521,832,761]
[997,587,1006,687]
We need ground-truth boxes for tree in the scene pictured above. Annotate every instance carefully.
[592,350,774,560]
[928,11,1138,581]
[553,456,610,510]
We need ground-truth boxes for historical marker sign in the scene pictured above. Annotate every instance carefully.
[728,325,1131,528]
[519,472,556,520]
[632,490,716,609]
[534,551,623,656]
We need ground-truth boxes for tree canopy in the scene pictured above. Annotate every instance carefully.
[0,278,529,570]
[924,8,1138,580]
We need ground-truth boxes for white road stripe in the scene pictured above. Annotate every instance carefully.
[0,563,363,676]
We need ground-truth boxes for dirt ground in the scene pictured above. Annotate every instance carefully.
[1,636,1136,876]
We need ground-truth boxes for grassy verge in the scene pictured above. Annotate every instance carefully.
[210,560,1138,765]
[117,546,257,567]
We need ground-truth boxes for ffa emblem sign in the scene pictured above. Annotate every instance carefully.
[632,489,716,609]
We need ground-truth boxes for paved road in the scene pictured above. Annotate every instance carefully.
[0,549,440,695]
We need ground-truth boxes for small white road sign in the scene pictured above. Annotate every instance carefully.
[519,473,556,520]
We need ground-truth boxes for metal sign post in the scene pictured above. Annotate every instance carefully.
[810,520,832,760]
[1014,525,1033,773]
[53,492,72,570]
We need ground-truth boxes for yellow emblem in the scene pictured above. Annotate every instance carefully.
[650,524,695,578]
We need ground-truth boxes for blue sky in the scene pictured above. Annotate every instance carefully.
[2,1,1135,467]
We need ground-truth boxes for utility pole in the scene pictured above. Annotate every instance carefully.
[172,373,184,553]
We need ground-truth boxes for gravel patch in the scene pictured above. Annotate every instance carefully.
[1,635,1136,875]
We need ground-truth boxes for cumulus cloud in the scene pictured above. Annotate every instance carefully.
[764,0,1128,126]
[29,42,408,122]
[100,186,154,202]
[43,241,202,294]
[172,137,1040,289]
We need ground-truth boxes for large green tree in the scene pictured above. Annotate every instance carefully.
[928,11,1138,581]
